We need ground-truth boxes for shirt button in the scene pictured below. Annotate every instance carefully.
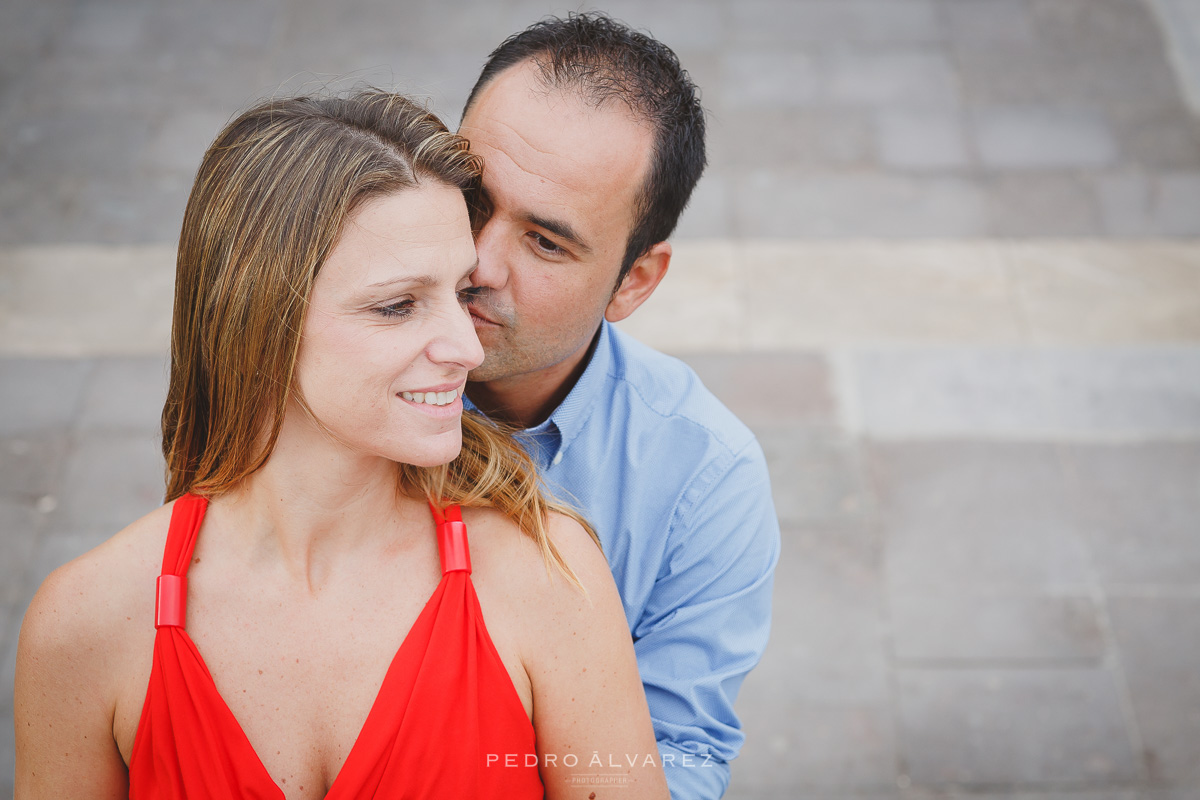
[551,451,563,466]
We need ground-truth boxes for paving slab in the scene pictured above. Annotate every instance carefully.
[955,45,1181,116]
[943,0,1036,48]
[730,0,943,46]
[741,241,1023,347]
[0,247,175,355]
[1107,597,1200,788]
[1029,0,1167,59]
[0,703,12,800]
[735,172,989,238]
[723,51,819,109]
[53,430,165,533]
[682,351,837,428]
[729,791,898,800]
[1062,443,1200,587]
[970,106,1118,170]
[983,174,1104,238]
[754,425,873,525]
[876,109,970,171]
[901,791,1138,800]
[0,434,68,501]
[1096,171,1200,237]
[0,359,91,436]
[143,109,234,174]
[867,441,1094,592]
[747,522,890,707]
[77,356,170,433]
[823,50,960,109]
[717,107,875,170]
[1002,242,1200,344]
[670,169,733,240]
[1150,0,1200,115]
[730,702,898,793]
[0,500,43,608]
[895,667,1139,787]
[889,593,1106,663]
[1105,104,1200,171]
[852,347,1200,440]
[581,0,727,50]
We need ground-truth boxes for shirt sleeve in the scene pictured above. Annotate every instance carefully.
[633,438,781,800]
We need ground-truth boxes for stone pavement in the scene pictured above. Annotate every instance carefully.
[3,1,1200,799]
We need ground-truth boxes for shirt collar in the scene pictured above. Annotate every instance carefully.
[543,319,612,457]
[461,321,613,466]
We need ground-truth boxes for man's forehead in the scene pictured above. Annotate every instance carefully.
[462,61,653,213]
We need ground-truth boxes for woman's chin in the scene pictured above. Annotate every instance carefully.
[390,437,464,468]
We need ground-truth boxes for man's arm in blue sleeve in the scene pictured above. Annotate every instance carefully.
[633,440,781,799]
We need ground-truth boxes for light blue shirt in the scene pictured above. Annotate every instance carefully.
[471,321,780,799]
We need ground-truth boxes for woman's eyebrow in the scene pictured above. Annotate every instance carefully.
[366,258,478,291]
[367,274,438,290]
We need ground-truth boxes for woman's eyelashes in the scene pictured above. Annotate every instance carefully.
[374,299,415,319]
[372,287,482,320]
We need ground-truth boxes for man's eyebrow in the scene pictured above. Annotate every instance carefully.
[525,213,593,255]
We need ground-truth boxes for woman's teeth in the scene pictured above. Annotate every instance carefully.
[400,389,458,406]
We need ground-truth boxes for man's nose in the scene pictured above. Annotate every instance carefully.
[470,217,509,291]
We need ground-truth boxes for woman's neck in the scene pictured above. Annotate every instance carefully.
[211,408,420,594]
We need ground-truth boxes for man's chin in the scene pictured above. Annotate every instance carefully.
[467,363,502,383]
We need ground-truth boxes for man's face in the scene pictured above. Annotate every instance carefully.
[458,60,654,385]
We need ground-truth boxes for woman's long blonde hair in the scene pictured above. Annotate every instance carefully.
[162,90,595,583]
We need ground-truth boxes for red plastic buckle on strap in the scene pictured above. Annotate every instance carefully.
[438,520,471,574]
[155,574,186,628]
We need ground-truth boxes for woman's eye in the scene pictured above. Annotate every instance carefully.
[375,300,415,319]
[529,232,564,255]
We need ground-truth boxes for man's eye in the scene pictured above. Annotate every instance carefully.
[375,300,415,319]
[529,232,564,255]
[457,286,485,306]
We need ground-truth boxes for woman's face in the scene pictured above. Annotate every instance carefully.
[291,183,484,468]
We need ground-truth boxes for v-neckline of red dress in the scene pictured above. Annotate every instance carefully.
[127,493,542,800]
[168,571,452,797]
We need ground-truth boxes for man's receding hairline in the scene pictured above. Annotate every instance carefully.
[465,55,645,121]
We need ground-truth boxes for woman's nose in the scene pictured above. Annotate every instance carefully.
[430,296,485,371]
[470,217,509,292]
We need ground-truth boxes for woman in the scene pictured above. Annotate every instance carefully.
[14,91,668,799]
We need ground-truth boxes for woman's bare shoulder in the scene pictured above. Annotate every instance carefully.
[463,505,614,608]
[20,502,171,661]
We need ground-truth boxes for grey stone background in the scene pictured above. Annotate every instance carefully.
[3,0,1200,242]
[3,1,1200,799]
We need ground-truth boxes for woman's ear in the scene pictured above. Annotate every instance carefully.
[604,241,671,323]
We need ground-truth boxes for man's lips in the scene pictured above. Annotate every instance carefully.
[469,307,501,326]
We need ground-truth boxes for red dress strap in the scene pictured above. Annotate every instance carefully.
[428,500,471,575]
[155,493,208,629]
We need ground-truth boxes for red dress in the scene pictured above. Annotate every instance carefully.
[128,493,543,798]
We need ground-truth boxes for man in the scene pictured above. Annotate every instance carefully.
[458,14,780,799]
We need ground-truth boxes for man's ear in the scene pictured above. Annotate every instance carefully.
[605,241,671,323]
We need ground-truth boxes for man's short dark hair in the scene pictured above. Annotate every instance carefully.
[464,12,707,285]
